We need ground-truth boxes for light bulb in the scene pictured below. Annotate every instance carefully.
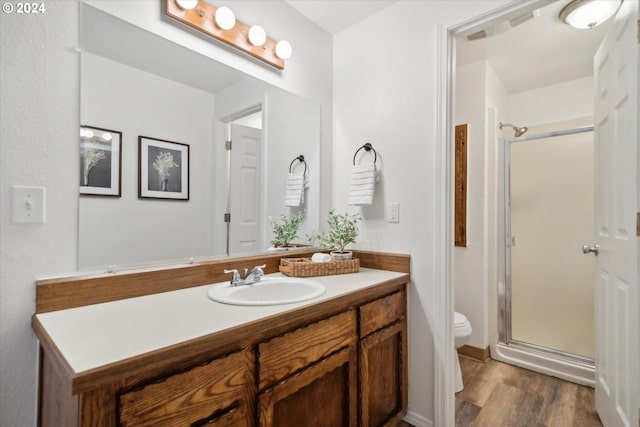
[248,25,266,47]
[275,40,292,60]
[102,132,112,141]
[175,0,198,10]
[84,129,94,139]
[215,7,235,30]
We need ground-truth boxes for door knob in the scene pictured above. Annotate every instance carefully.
[582,244,599,256]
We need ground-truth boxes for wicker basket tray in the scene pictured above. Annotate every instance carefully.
[279,257,360,277]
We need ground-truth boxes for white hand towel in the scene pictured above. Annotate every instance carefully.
[284,172,304,207]
[348,164,376,205]
[311,253,332,263]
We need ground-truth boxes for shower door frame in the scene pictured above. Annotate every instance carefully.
[497,124,596,384]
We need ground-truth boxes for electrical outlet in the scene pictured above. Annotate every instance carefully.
[388,202,400,223]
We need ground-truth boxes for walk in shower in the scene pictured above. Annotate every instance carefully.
[496,119,597,385]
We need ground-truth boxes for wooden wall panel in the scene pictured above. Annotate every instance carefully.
[35,250,410,314]
[455,124,468,247]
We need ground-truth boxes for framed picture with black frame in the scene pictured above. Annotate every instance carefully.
[138,136,189,200]
[79,125,122,197]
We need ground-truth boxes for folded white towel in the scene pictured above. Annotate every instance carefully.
[348,164,376,205]
[284,173,305,207]
[311,253,332,263]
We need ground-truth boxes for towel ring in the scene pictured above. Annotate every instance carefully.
[289,155,307,176]
[352,142,377,165]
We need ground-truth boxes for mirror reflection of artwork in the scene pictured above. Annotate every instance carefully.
[79,125,122,197]
[138,136,189,200]
[149,148,181,192]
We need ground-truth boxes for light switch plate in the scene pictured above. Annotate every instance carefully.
[388,201,400,223]
[12,186,46,224]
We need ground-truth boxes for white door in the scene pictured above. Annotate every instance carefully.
[229,123,262,254]
[593,1,639,425]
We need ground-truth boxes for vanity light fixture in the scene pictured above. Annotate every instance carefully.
[214,6,236,30]
[165,0,291,69]
[175,0,198,10]
[559,0,623,29]
[275,40,292,60]
[80,129,94,139]
[248,25,267,47]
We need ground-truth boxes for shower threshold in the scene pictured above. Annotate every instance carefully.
[494,340,595,387]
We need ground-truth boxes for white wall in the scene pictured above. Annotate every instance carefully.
[508,76,594,126]
[454,61,487,350]
[79,53,217,269]
[214,80,321,249]
[333,1,509,424]
[1,3,80,425]
[262,89,320,244]
[0,2,332,426]
[453,61,508,351]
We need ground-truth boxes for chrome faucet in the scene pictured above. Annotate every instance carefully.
[224,264,266,286]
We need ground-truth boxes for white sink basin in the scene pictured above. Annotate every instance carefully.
[207,276,326,306]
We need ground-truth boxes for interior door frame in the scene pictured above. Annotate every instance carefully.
[220,104,264,256]
[437,1,551,426]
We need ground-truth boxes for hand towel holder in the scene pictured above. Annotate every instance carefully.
[289,155,307,176]
[353,142,377,165]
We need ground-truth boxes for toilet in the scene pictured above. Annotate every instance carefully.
[453,311,472,392]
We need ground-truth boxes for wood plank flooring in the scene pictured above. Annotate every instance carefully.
[455,356,602,427]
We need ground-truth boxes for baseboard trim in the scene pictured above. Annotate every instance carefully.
[458,344,490,362]
[403,410,432,427]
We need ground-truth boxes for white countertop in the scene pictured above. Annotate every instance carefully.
[35,268,407,374]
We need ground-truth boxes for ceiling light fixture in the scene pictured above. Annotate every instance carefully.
[248,25,267,47]
[175,0,198,10]
[215,6,236,30]
[559,0,623,29]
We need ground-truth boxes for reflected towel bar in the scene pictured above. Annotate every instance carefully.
[289,155,307,176]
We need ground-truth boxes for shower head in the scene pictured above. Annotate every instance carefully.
[499,122,528,137]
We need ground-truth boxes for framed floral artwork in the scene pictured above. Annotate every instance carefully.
[138,136,189,200]
[79,125,122,197]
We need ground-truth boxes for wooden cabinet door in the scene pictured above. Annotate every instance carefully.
[118,349,255,427]
[258,346,357,427]
[360,321,407,427]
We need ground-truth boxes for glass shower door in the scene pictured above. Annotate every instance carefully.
[507,125,595,361]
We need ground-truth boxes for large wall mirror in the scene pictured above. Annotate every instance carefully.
[79,4,320,270]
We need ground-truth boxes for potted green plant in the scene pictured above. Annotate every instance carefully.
[314,210,362,260]
[269,210,305,248]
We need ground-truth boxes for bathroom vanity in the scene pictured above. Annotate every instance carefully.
[33,250,410,426]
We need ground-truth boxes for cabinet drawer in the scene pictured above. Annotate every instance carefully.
[258,310,357,390]
[359,291,405,338]
[119,349,255,427]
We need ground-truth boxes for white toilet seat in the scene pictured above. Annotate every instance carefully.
[453,311,472,338]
